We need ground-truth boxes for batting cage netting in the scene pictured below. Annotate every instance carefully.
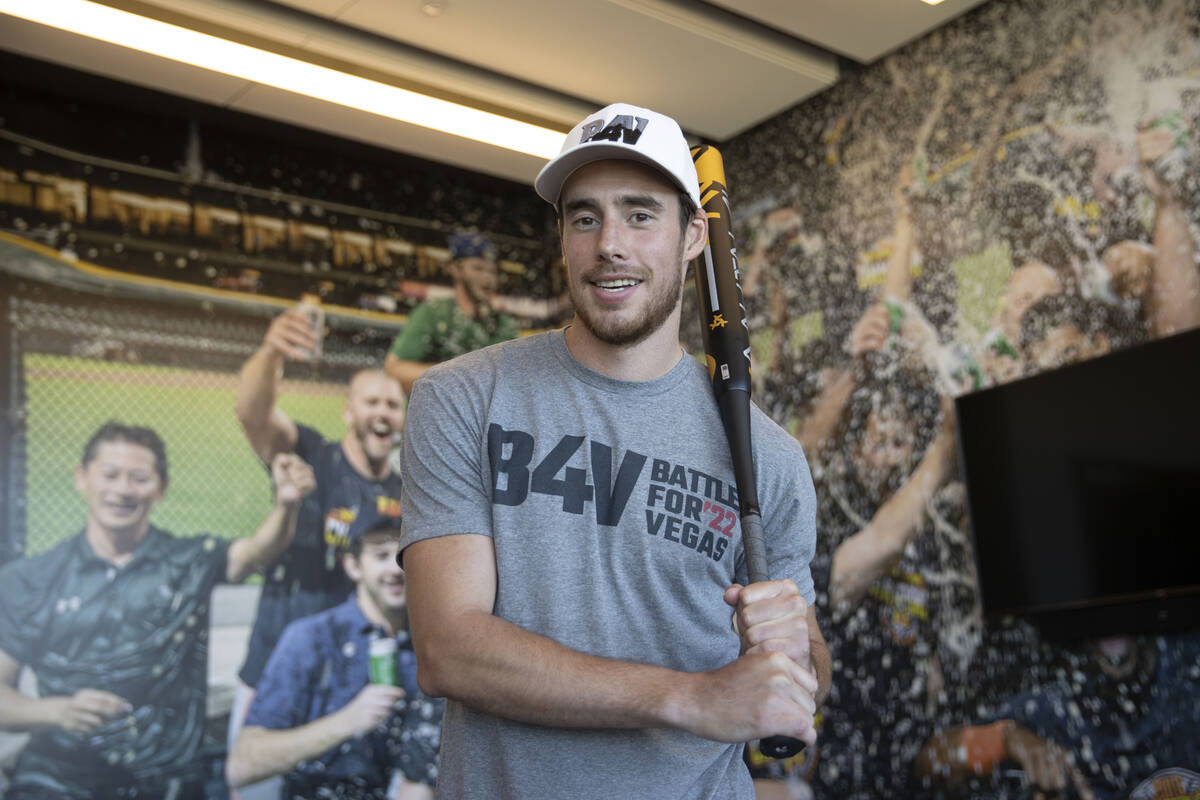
[3,242,401,563]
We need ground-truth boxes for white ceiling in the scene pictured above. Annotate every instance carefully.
[0,0,990,184]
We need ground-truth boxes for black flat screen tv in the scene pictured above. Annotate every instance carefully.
[955,326,1200,639]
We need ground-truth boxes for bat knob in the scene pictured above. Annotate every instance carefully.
[759,735,805,759]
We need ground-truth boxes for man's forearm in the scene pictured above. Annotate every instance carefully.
[830,423,956,611]
[416,608,694,732]
[382,353,432,395]
[237,346,283,428]
[0,684,60,733]
[227,717,355,788]
[1149,197,1200,337]
[236,345,298,462]
[810,630,832,708]
[227,501,300,583]
[914,721,1015,786]
[797,368,855,455]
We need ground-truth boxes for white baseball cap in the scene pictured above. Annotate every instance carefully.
[535,102,701,209]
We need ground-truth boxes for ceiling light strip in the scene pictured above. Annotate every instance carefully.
[0,0,566,159]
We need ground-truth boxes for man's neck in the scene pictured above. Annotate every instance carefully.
[563,314,685,382]
[454,284,479,320]
[84,520,150,567]
[340,437,390,481]
[356,590,407,637]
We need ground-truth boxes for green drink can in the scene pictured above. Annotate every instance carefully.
[368,635,399,686]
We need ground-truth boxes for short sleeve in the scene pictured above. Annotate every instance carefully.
[389,302,436,362]
[757,423,818,605]
[292,423,325,468]
[244,619,321,730]
[0,558,43,665]
[398,363,495,558]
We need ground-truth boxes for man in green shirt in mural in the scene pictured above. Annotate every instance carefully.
[384,231,519,394]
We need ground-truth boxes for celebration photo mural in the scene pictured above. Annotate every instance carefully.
[726,0,1200,798]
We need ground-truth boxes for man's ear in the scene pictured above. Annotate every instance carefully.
[682,208,708,263]
[73,464,87,495]
[343,551,362,583]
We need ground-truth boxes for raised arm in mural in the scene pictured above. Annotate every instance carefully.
[826,162,961,615]
[1135,119,1200,336]
[968,39,1081,209]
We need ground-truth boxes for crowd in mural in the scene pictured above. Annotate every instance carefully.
[1,0,1199,798]
[728,0,1200,798]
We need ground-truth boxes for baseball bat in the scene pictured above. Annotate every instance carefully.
[690,144,805,760]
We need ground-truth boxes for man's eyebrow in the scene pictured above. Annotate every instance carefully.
[563,194,666,213]
[619,194,664,210]
[563,197,600,214]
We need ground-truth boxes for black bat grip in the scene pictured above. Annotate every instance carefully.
[740,512,806,760]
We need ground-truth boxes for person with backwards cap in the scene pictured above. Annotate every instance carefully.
[226,507,443,800]
[398,103,830,799]
[384,231,519,395]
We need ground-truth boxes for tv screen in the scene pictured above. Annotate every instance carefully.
[955,327,1200,638]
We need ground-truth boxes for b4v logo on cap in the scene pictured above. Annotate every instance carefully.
[580,114,648,145]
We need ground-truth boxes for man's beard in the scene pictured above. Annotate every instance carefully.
[568,248,684,347]
[354,421,392,465]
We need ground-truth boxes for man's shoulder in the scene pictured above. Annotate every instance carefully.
[147,527,229,563]
[748,402,811,478]
[418,330,554,387]
[413,295,457,320]
[0,533,80,585]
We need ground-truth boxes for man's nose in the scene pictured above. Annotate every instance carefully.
[597,217,627,262]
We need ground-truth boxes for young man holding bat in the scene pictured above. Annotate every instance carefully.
[399,102,830,799]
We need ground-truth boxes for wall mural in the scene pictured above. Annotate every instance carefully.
[726,0,1200,798]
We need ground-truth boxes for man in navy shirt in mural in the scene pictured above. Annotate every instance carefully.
[226,507,442,799]
[230,305,407,797]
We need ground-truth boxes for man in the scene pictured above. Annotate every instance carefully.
[226,508,443,800]
[232,309,407,796]
[399,102,831,799]
[384,231,519,394]
[0,421,314,799]
[914,633,1200,800]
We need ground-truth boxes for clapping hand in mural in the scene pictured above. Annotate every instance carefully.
[50,688,132,734]
[270,452,316,505]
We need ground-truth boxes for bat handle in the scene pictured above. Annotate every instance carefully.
[740,512,808,760]
[740,511,770,585]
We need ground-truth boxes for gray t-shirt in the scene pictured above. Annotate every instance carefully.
[400,329,817,800]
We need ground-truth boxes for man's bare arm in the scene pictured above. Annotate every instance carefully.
[0,648,129,734]
[383,353,434,396]
[830,413,957,614]
[236,309,313,462]
[807,607,831,708]
[226,684,405,788]
[226,454,315,583]
[405,533,818,745]
[1138,127,1200,337]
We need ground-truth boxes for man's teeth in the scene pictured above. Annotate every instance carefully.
[370,423,391,436]
[594,279,640,290]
